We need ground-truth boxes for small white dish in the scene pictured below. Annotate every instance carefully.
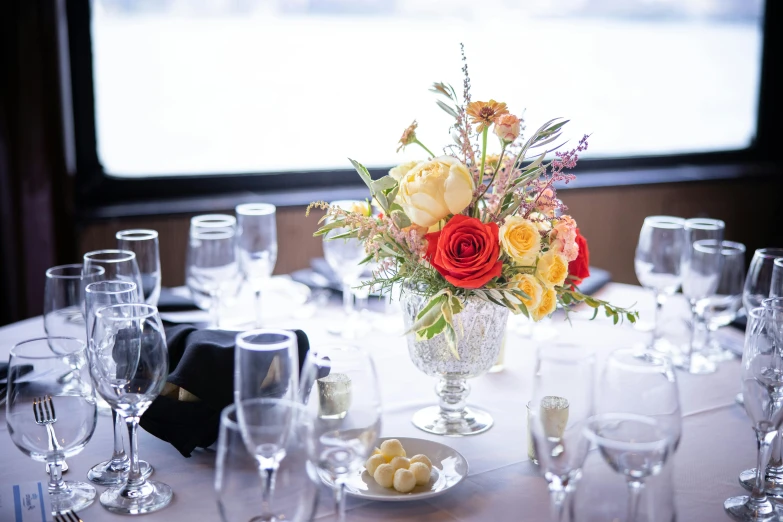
[322,437,469,502]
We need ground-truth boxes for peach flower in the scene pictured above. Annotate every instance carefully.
[494,114,521,143]
[551,215,579,262]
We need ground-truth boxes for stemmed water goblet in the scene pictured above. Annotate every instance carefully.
[725,307,783,521]
[84,280,152,486]
[236,203,278,327]
[697,241,746,363]
[83,250,144,302]
[528,344,595,521]
[771,259,783,298]
[300,344,382,522]
[186,214,240,329]
[679,220,725,374]
[5,337,98,513]
[745,249,783,311]
[44,264,105,342]
[322,200,370,338]
[234,329,300,402]
[633,216,686,353]
[116,229,161,306]
[89,303,172,514]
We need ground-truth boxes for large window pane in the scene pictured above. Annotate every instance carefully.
[91,0,764,177]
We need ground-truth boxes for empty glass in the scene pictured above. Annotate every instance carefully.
[236,203,278,327]
[679,220,725,374]
[633,216,686,352]
[598,348,682,450]
[771,259,783,298]
[83,250,144,302]
[215,401,318,522]
[322,200,369,338]
[528,344,595,521]
[186,214,240,328]
[300,344,381,522]
[116,229,161,306]
[697,241,746,362]
[745,249,783,311]
[44,264,105,343]
[235,329,299,403]
[583,413,673,522]
[725,307,783,521]
[84,281,152,486]
[5,337,97,513]
[90,303,172,514]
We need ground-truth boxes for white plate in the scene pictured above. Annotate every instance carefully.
[323,437,469,502]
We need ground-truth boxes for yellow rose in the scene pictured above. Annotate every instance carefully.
[349,201,371,216]
[499,216,541,266]
[530,287,557,321]
[397,156,475,228]
[509,273,543,312]
[389,161,421,182]
[536,250,569,288]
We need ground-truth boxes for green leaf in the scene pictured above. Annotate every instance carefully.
[371,175,397,193]
[404,295,446,336]
[443,324,460,360]
[384,185,399,207]
[436,100,459,119]
[416,316,448,341]
[590,307,599,320]
[374,192,389,213]
[627,313,637,324]
[584,297,600,308]
[391,210,411,229]
[349,158,374,192]
[612,314,619,325]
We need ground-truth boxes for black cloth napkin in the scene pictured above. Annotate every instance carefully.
[156,288,199,312]
[139,325,312,457]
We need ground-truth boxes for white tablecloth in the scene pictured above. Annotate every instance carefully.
[0,284,752,521]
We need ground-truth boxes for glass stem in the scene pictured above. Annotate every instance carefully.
[109,409,128,470]
[651,290,664,347]
[687,301,699,371]
[254,289,263,328]
[125,416,144,487]
[342,283,354,316]
[626,480,644,522]
[256,460,278,519]
[753,430,778,502]
[334,480,347,522]
[548,481,568,522]
[47,458,66,494]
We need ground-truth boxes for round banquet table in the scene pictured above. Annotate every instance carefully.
[0,283,754,521]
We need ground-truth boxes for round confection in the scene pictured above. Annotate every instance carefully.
[372,447,382,456]
[410,462,431,486]
[409,454,432,470]
[389,456,410,472]
[365,454,386,477]
[380,439,406,459]
[373,463,395,488]
[393,468,416,493]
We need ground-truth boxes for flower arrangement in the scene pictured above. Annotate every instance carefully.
[309,48,637,353]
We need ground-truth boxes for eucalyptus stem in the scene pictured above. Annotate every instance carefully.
[414,139,436,158]
[478,128,489,185]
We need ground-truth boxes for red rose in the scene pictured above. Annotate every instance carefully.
[568,228,590,284]
[425,215,503,289]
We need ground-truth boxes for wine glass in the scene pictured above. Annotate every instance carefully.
[725,307,783,521]
[44,264,105,343]
[598,348,682,450]
[89,303,172,514]
[300,344,382,522]
[633,216,686,352]
[697,241,746,363]
[322,200,369,338]
[116,229,161,306]
[84,280,153,486]
[235,329,300,405]
[679,220,725,374]
[771,259,783,298]
[83,250,144,302]
[5,337,97,513]
[215,401,318,522]
[236,203,278,328]
[528,344,595,521]
[186,214,240,328]
[583,413,673,522]
[745,249,783,311]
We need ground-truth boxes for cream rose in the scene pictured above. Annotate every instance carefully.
[530,287,557,321]
[397,156,475,228]
[510,273,543,312]
[389,161,421,182]
[499,216,541,266]
[536,250,569,288]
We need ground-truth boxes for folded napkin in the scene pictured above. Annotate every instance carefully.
[156,287,199,312]
[139,326,312,457]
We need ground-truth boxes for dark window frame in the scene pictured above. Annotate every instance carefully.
[66,0,780,217]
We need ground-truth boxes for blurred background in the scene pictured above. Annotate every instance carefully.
[1,0,780,325]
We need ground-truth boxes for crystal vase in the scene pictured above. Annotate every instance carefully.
[402,292,509,436]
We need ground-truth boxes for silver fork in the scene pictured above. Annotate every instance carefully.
[33,396,68,474]
[54,510,84,522]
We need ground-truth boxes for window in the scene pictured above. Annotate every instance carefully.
[86,0,766,180]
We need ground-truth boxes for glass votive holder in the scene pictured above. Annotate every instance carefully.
[317,373,352,419]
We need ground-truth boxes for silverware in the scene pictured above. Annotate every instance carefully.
[54,510,84,522]
[33,396,68,474]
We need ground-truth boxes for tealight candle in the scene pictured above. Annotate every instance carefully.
[317,372,352,419]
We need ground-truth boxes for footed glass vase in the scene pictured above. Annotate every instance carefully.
[402,292,509,436]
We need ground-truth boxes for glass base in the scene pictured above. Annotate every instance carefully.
[739,469,783,498]
[724,494,783,521]
[100,479,173,515]
[50,481,96,515]
[674,352,716,374]
[411,405,493,436]
[88,458,153,486]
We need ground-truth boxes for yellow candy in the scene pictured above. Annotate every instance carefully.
[389,456,410,472]
[380,439,406,459]
[393,468,416,493]
[409,454,432,470]
[365,454,386,477]
[373,463,395,488]
[410,462,431,486]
